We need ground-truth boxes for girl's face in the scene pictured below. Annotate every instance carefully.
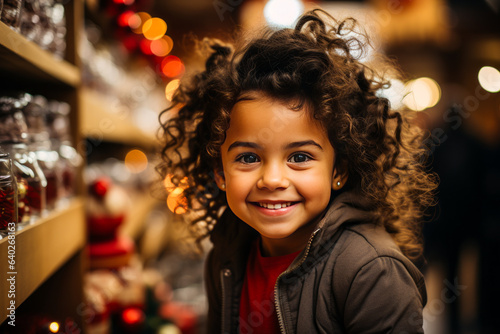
[217,92,345,256]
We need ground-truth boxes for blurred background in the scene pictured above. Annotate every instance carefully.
[0,0,499,333]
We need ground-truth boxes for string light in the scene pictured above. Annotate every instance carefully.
[124,149,148,174]
[478,66,500,93]
[151,35,173,57]
[129,12,151,34]
[49,322,60,333]
[167,187,188,214]
[142,17,167,40]
[264,0,304,28]
[165,79,180,101]
[403,77,441,111]
[161,56,185,78]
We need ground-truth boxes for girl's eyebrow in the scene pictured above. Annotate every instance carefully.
[227,140,323,152]
[227,141,262,152]
[285,140,323,151]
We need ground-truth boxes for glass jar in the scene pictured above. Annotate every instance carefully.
[47,100,81,203]
[0,95,47,225]
[0,153,18,239]
[1,0,24,31]
[19,0,41,42]
[22,94,61,210]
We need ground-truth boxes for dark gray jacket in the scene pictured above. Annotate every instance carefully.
[204,192,427,334]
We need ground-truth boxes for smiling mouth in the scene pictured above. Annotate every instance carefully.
[255,202,296,210]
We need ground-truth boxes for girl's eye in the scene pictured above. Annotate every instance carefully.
[236,153,260,164]
[289,153,311,163]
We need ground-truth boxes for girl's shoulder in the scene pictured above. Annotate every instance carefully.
[328,222,426,305]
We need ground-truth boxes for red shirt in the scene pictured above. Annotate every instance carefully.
[239,240,301,334]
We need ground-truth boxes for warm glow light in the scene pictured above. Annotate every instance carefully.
[161,56,185,78]
[264,0,304,28]
[129,12,151,34]
[118,10,135,27]
[49,322,60,333]
[167,187,188,214]
[403,77,441,111]
[124,149,148,173]
[115,0,135,4]
[151,35,173,57]
[140,38,153,55]
[165,79,180,101]
[142,17,167,40]
[122,307,144,325]
[377,78,405,110]
[163,174,176,192]
[478,66,500,93]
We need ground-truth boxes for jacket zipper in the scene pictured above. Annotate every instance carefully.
[220,268,231,334]
[274,228,321,334]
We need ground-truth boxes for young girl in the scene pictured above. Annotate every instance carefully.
[158,9,436,334]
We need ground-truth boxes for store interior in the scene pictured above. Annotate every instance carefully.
[0,0,499,333]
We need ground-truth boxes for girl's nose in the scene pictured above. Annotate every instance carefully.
[257,162,290,191]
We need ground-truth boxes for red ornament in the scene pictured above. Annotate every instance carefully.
[91,178,111,198]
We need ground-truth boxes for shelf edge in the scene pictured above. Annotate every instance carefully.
[0,22,80,86]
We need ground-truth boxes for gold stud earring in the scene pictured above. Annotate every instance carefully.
[221,183,226,190]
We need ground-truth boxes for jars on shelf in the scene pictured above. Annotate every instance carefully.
[0,95,47,228]
[1,0,66,58]
[0,152,17,238]
[46,99,82,203]
[22,93,61,210]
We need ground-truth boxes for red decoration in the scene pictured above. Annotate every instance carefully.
[91,178,111,198]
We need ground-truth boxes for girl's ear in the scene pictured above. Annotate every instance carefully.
[213,169,226,191]
[332,161,348,191]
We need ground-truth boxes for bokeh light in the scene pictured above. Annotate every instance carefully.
[264,0,304,28]
[128,12,151,34]
[140,38,153,55]
[165,79,180,101]
[478,66,500,93]
[142,17,167,40]
[49,322,60,333]
[167,187,188,214]
[161,56,185,78]
[124,149,148,173]
[118,10,135,27]
[122,307,145,325]
[403,77,441,111]
[114,0,135,4]
[151,35,173,57]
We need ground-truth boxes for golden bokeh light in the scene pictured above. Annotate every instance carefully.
[403,77,441,111]
[128,12,151,34]
[151,35,173,57]
[165,79,180,101]
[49,322,60,333]
[167,187,188,214]
[478,66,500,93]
[142,17,167,40]
[124,149,148,174]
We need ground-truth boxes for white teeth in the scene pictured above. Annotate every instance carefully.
[258,202,292,209]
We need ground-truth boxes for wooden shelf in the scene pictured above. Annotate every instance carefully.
[0,199,86,323]
[0,22,80,87]
[80,89,158,148]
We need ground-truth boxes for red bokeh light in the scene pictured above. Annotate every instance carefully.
[118,10,135,27]
[122,307,144,325]
[140,38,153,55]
[161,55,185,78]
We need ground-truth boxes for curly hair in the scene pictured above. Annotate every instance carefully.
[157,9,437,260]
